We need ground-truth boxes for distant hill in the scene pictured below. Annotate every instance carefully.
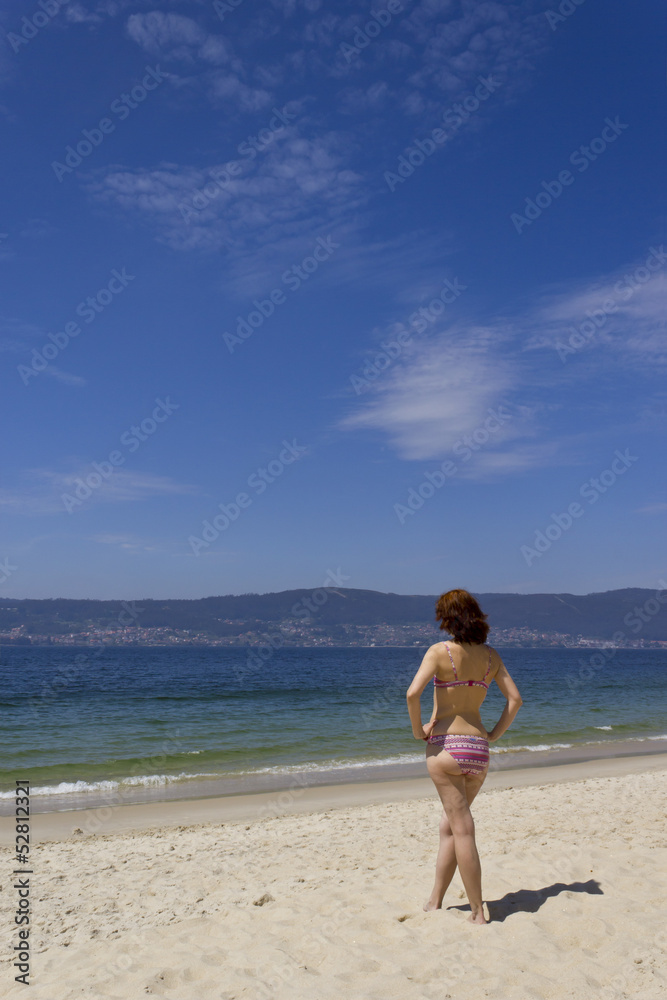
[0,587,665,640]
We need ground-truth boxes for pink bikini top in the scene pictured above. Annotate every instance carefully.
[433,642,492,690]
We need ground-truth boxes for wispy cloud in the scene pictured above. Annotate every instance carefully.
[90,532,163,551]
[0,317,86,384]
[126,12,230,64]
[42,367,87,387]
[84,129,372,295]
[524,253,667,368]
[402,0,548,106]
[65,3,105,26]
[0,468,200,516]
[635,502,667,515]
[339,323,529,461]
[19,218,57,240]
[124,11,273,110]
[0,317,46,353]
[339,251,667,472]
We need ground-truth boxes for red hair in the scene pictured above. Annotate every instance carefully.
[435,588,489,644]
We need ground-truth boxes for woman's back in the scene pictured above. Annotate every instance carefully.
[431,641,497,736]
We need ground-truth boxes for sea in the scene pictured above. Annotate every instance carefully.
[1,645,666,813]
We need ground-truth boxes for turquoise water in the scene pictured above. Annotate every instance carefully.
[1,646,665,801]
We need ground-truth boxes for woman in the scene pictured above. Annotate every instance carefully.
[406,588,522,924]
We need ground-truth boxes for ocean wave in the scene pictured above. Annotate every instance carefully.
[237,754,425,776]
[0,772,221,798]
[491,742,574,753]
[594,726,613,730]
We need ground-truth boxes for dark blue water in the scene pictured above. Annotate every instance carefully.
[1,646,665,800]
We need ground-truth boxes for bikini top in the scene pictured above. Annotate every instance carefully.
[433,642,492,690]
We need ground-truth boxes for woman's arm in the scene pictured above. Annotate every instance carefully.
[406,645,440,740]
[422,682,439,739]
[487,654,523,742]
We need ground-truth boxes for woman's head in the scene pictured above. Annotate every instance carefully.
[435,588,489,644]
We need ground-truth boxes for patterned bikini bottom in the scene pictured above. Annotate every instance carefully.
[427,734,490,776]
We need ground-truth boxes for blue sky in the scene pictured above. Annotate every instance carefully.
[1,0,665,600]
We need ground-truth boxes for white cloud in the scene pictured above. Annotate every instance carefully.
[126,12,216,60]
[209,71,272,110]
[85,131,368,289]
[0,317,85,384]
[0,317,45,353]
[41,367,87,387]
[339,324,526,461]
[338,251,667,473]
[525,255,667,368]
[65,3,104,25]
[19,218,57,240]
[403,0,548,101]
[90,532,163,551]
[0,468,199,516]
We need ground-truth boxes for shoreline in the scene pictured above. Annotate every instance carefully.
[3,750,665,842]
[2,735,665,817]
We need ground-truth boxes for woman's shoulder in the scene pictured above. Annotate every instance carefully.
[485,644,506,675]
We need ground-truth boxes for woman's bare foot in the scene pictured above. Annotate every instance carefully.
[467,907,488,925]
[423,898,442,911]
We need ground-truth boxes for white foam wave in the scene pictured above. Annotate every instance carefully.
[0,772,221,798]
[491,742,574,753]
[594,726,613,731]
[239,754,424,776]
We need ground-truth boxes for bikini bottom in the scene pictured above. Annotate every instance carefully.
[427,734,489,776]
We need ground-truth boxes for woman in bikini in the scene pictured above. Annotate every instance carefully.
[406,588,523,924]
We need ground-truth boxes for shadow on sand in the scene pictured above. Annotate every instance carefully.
[447,879,603,922]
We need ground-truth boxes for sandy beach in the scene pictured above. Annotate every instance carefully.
[2,754,666,999]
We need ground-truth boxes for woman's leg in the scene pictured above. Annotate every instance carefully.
[424,770,487,911]
[426,747,488,924]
